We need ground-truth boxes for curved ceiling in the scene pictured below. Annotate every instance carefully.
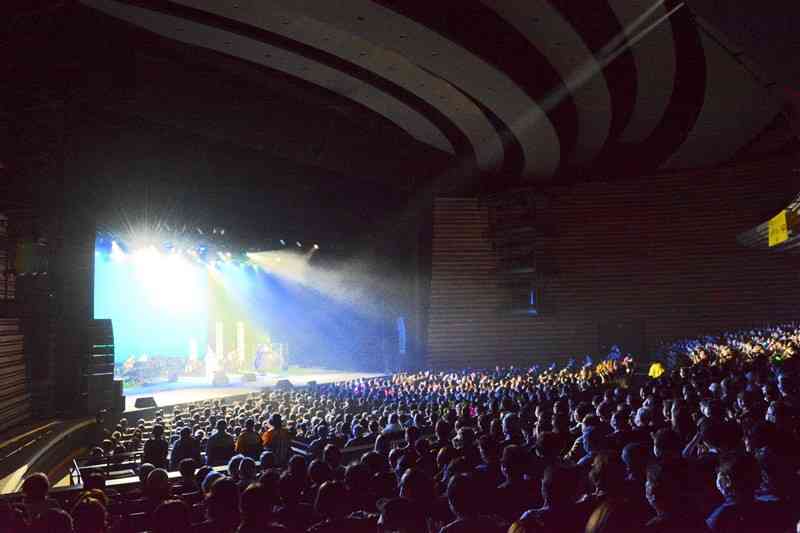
[79,0,784,185]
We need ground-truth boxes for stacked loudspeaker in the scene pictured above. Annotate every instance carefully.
[86,319,124,413]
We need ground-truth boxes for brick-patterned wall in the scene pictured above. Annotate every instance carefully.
[427,156,800,369]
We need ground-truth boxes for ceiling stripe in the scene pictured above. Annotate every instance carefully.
[664,29,781,168]
[263,0,561,179]
[550,0,638,158]
[169,0,506,173]
[634,2,707,173]
[412,63,525,182]
[368,0,576,178]
[480,0,612,168]
[607,0,677,144]
[80,0,481,167]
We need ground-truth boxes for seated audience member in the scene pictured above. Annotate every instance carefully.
[706,453,794,533]
[345,424,372,448]
[274,471,315,533]
[143,425,169,469]
[176,458,199,494]
[440,474,505,533]
[237,483,288,533]
[144,468,172,509]
[323,444,346,481]
[195,466,213,489]
[30,508,73,533]
[383,413,403,435]
[474,435,503,490]
[237,457,258,490]
[228,454,245,482]
[495,445,539,523]
[580,452,651,529]
[307,481,373,532]
[195,477,240,533]
[201,471,224,496]
[577,426,610,467]
[71,498,107,533]
[151,499,192,533]
[377,497,429,533]
[522,465,587,533]
[206,420,236,467]
[399,467,444,526]
[644,462,709,532]
[259,450,276,471]
[621,442,650,491]
[235,418,263,460]
[171,427,202,469]
[21,473,60,521]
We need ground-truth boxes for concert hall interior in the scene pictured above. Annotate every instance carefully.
[2,1,800,532]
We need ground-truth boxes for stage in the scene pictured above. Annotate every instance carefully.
[124,368,383,413]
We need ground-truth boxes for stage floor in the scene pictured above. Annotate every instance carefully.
[124,369,382,413]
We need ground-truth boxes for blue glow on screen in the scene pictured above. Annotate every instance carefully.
[94,247,209,361]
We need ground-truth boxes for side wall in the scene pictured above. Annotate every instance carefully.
[427,157,800,368]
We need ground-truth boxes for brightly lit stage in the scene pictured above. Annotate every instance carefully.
[124,368,384,412]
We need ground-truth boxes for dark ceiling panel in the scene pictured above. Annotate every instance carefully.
[620,2,707,176]
[550,0,638,166]
[369,0,578,176]
[105,0,475,167]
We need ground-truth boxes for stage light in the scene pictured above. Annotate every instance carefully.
[111,241,126,262]
[220,229,225,235]
[280,239,286,246]
[296,241,302,248]
[313,244,320,250]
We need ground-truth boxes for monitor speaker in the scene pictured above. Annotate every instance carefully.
[112,379,124,413]
[134,397,157,409]
[275,379,293,391]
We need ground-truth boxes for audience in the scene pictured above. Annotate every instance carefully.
[3,322,799,532]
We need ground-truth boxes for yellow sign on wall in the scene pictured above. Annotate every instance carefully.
[768,210,789,247]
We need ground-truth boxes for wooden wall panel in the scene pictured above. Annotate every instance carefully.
[0,319,31,433]
[427,156,800,368]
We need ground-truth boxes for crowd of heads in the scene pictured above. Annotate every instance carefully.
[3,322,800,532]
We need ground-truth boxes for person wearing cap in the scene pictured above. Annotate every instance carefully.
[262,413,291,466]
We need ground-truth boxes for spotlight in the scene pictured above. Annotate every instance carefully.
[280,239,286,246]
[220,229,225,236]
[296,241,302,248]
[313,243,320,250]
[197,228,204,235]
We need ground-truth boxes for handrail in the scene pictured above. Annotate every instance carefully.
[0,423,58,466]
[69,458,82,487]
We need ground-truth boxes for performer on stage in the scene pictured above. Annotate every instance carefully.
[205,345,218,382]
[253,344,268,374]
